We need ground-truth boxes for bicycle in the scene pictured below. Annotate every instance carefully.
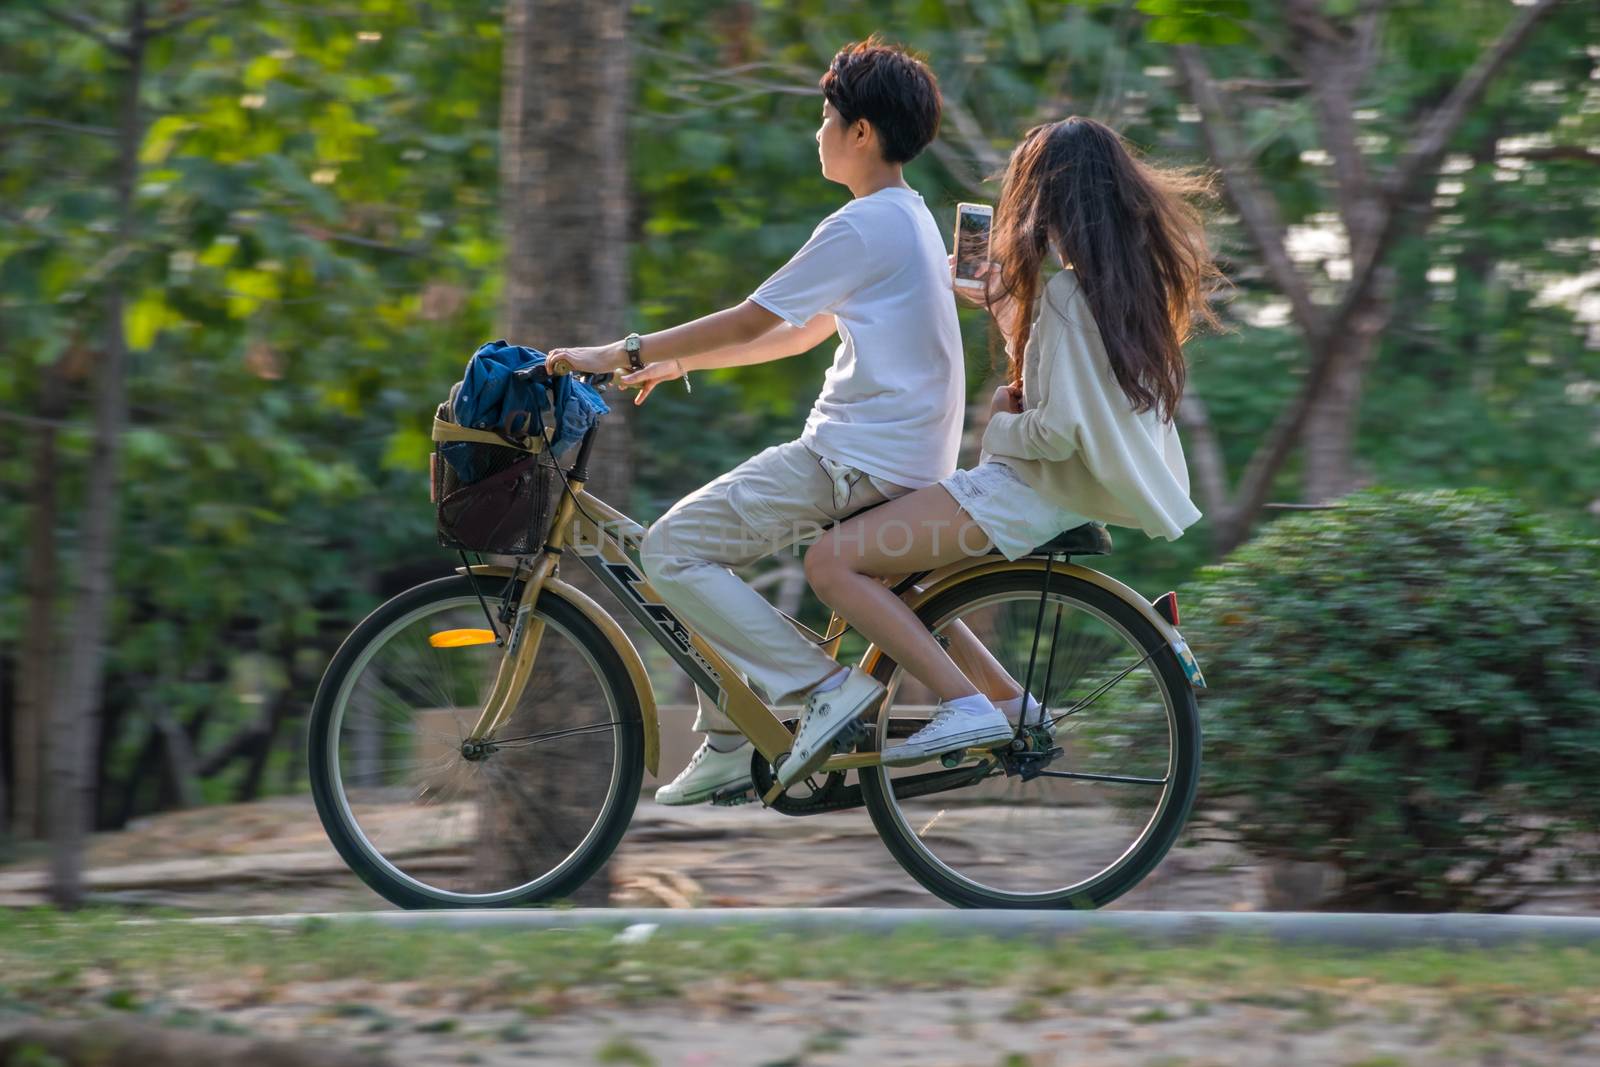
[308,367,1207,910]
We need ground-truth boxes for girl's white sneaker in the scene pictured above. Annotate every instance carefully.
[997,692,1056,738]
[882,701,1014,767]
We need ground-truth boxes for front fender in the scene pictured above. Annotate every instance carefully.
[458,565,660,774]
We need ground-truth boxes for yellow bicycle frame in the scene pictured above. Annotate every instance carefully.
[454,461,1202,807]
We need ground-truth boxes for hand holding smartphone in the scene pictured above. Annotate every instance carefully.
[952,202,993,290]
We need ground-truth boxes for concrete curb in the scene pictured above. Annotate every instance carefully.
[166,909,1600,948]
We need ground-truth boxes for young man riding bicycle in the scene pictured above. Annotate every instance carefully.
[548,37,969,800]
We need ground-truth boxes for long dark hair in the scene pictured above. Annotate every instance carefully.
[985,117,1220,421]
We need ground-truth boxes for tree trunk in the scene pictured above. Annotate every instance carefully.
[1299,339,1369,503]
[49,0,146,906]
[496,0,632,905]
[1300,285,1392,503]
[15,358,68,840]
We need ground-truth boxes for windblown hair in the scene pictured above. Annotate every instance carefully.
[819,36,942,165]
[985,117,1221,421]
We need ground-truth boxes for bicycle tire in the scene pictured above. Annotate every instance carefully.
[858,567,1201,909]
[308,575,643,908]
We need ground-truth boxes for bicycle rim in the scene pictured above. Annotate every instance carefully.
[320,587,630,904]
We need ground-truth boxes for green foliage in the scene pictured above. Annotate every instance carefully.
[0,1,503,818]
[1,0,1596,832]
[1136,0,1250,45]
[1182,488,1600,910]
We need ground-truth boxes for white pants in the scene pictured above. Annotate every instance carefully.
[639,439,909,733]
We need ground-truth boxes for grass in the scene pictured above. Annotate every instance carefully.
[0,908,1597,1023]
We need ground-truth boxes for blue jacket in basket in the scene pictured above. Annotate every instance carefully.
[444,339,609,480]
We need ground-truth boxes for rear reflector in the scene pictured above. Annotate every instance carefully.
[1152,591,1179,626]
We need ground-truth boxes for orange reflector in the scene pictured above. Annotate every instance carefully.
[429,628,497,648]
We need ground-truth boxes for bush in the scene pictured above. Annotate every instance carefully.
[1182,487,1600,911]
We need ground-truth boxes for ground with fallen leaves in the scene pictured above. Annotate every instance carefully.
[1,912,1597,1066]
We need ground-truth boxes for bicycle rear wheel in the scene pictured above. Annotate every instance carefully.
[859,568,1200,909]
[308,575,643,908]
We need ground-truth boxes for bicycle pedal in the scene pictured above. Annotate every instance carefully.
[830,719,872,752]
[709,785,754,806]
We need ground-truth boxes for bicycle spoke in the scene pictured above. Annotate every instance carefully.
[1032,770,1168,785]
[489,720,621,748]
[1051,645,1160,725]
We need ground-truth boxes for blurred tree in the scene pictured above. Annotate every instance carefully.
[29,0,155,907]
[1,0,508,846]
[496,0,632,903]
[1163,0,1568,548]
[13,351,68,841]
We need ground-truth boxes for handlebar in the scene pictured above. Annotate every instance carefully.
[512,363,614,390]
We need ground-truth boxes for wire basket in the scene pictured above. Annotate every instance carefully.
[430,412,560,555]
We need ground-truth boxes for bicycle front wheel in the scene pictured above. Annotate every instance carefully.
[308,575,643,908]
[859,568,1201,909]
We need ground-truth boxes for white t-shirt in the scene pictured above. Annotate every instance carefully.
[748,186,964,490]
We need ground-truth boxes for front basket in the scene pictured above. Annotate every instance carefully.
[430,415,559,555]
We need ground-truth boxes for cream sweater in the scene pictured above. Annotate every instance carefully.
[979,269,1202,541]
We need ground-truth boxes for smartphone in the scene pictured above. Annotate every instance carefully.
[952,202,993,289]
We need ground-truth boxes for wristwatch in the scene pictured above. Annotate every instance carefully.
[623,332,644,372]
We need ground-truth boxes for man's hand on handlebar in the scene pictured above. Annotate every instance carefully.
[547,341,628,377]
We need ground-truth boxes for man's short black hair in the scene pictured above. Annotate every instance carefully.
[819,37,942,165]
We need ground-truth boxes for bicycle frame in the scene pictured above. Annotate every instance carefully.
[456,423,1203,808]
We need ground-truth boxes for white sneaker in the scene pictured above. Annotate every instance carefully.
[882,701,1014,767]
[654,739,752,806]
[997,692,1056,739]
[776,669,885,789]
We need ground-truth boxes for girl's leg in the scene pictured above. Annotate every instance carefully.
[943,622,1026,702]
[804,484,993,702]
[872,578,1022,702]
[876,577,1024,703]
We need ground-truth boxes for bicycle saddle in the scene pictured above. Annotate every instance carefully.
[1000,523,1113,558]
[824,504,1111,557]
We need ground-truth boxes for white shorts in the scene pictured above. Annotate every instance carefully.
[939,460,1095,561]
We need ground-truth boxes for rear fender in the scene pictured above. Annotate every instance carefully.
[871,558,1207,690]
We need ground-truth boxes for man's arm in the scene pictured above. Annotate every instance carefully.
[677,313,837,371]
[633,299,780,366]
[548,299,787,376]
[551,210,865,376]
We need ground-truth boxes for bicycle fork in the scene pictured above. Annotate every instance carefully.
[462,552,554,743]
